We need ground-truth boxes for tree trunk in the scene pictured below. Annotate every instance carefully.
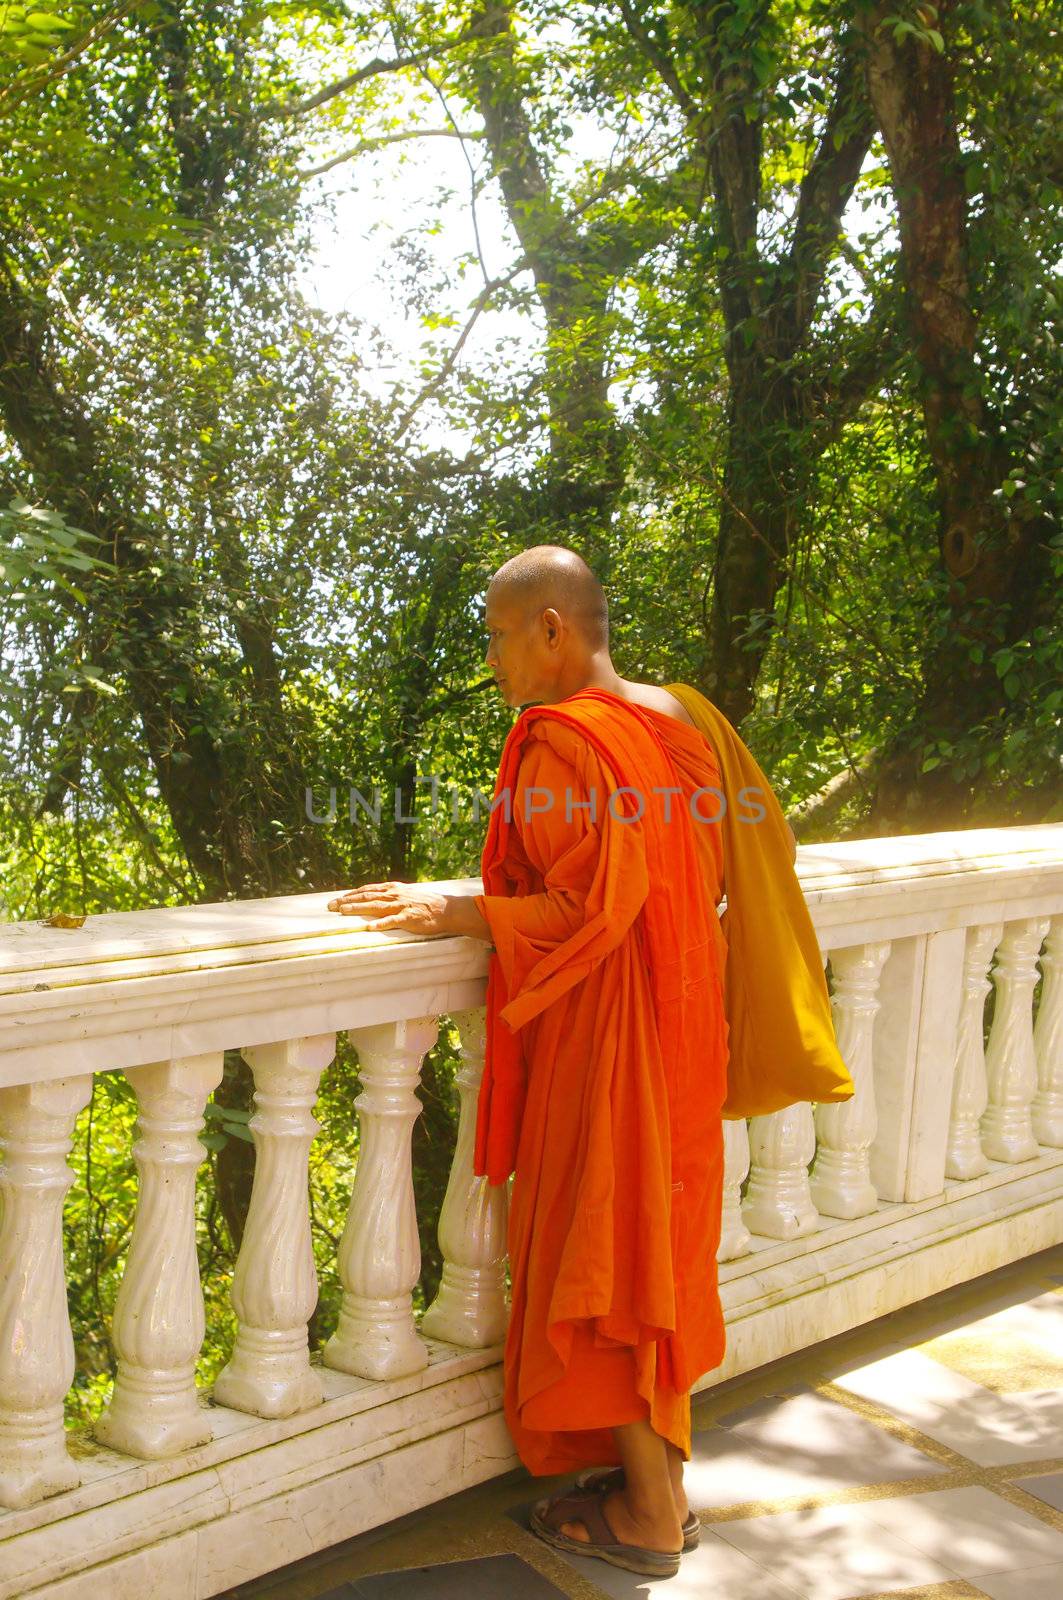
[467,2,701,551]
[706,371,811,723]
[635,7,878,722]
[855,2,1056,828]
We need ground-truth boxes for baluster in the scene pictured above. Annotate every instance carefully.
[945,923,1002,1179]
[214,1035,334,1418]
[0,1076,91,1510]
[742,1103,819,1240]
[422,1010,508,1347]
[1032,917,1063,1149]
[718,1116,751,1261]
[981,917,1050,1163]
[810,943,890,1218]
[95,1053,223,1458]
[324,1017,437,1380]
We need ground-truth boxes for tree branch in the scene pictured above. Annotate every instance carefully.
[466,1,557,264]
[578,144,708,276]
[675,2,768,333]
[417,58,493,286]
[278,35,472,120]
[788,749,880,838]
[299,126,483,179]
[387,140,701,442]
[616,0,698,121]
[776,40,876,343]
[421,675,495,721]
[391,257,530,439]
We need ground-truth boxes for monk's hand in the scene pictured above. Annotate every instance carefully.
[326,881,451,935]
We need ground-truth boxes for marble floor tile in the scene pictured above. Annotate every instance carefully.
[1013,1470,1063,1512]
[911,1292,1063,1387]
[707,1500,959,1600]
[959,1563,1063,1600]
[914,1326,1063,1395]
[829,1347,1063,1465]
[686,1429,849,1509]
[711,1381,817,1428]
[317,1554,571,1598]
[992,1288,1063,1346]
[701,1388,947,1493]
[857,1484,1063,1577]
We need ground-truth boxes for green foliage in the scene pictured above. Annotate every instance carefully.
[0,499,110,596]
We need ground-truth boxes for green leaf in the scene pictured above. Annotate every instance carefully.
[222,1122,256,1143]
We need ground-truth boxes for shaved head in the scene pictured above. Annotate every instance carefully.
[487,545,609,651]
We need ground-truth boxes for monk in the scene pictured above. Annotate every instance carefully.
[328,545,797,1579]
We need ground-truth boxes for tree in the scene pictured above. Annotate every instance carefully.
[854,0,1061,826]
[610,2,895,721]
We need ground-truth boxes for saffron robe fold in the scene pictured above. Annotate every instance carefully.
[663,682,856,1120]
[472,689,729,1474]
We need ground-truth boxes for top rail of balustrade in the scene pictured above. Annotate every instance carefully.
[792,823,1063,944]
[0,827,1060,1088]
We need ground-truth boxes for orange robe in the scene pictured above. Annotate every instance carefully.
[472,689,729,1475]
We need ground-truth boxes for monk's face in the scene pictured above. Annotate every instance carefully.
[484,589,564,708]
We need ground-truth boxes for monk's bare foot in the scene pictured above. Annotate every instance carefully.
[561,1488,683,1554]
[580,1465,689,1523]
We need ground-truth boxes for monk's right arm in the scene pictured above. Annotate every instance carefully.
[472,740,605,961]
[473,853,594,949]
[439,893,493,941]
[471,856,610,1020]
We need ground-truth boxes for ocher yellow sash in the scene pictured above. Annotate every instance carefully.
[665,682,856,1119]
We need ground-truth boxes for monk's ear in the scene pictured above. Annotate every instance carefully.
[541,606,564,647]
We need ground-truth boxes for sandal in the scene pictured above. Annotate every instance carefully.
[575,1465,701,1550]
[529,1484,682,1578]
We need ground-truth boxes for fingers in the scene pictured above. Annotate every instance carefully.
[326,882,424,930]
[330,900,399,917]
[329,904,433,934]
[327,883,402,912]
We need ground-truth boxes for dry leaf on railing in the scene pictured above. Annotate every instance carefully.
[39,912,87,929]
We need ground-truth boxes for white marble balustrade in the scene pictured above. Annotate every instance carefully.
[213,1034,334,1419]
[0,832,1060,1600]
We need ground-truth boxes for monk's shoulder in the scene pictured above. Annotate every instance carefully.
[523,716,592,764]
[617,680,697,727]
[522,716,616,784]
